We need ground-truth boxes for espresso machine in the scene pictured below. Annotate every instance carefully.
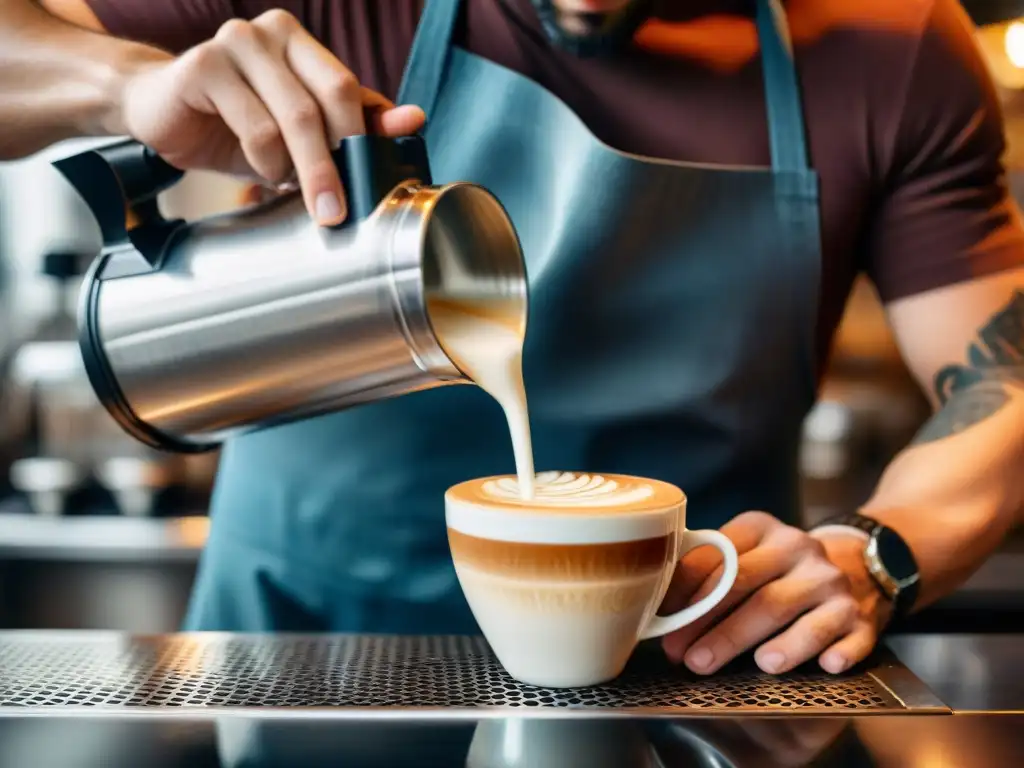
[3,247,190,518]
[0,147,201,520]
[51,135,527,456]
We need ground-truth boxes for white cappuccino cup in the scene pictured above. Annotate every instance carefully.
[446,471,739,688]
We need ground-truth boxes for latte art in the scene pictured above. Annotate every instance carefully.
[483,471,654,507]
[447,472,685,541]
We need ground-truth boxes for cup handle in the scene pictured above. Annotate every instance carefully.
[638,529,738,641]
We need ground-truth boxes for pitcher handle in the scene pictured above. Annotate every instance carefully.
[638,530,738,641]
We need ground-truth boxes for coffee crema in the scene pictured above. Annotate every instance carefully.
[448,529,673,581]
[448,471,683,514]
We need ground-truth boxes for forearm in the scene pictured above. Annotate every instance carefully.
[859,379,1024,610]
[0,0,168,159]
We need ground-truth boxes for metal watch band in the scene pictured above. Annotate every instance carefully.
[812,513,920,619]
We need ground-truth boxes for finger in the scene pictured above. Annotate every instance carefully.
[203,60,291,184]
[682,572,827,675]
[358,85,395,110]
[284,30,425,141]
[660,545,725,614]
[819,621,877,674]
[662,544,793,664]
[371,104,428,136]
[358,85,427,135]
[675,522,823,626]
[753,596,862,675]
[284,30,367,144]
[718,510,779,551]
[219,20,345,225]
[283,31,424,143]
[660,511,776,613]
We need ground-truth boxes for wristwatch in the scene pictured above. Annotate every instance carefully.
[812,513,921,619]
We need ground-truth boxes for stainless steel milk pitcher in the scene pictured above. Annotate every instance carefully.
[52,135,528,453]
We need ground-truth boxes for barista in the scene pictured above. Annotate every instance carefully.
[1,0,1023,677]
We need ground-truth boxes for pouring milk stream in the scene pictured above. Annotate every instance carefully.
[428,297,652,505]
[427,297,536,499]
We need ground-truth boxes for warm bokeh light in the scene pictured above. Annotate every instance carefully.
[172,516,210,548]
[1005,21,1024,68]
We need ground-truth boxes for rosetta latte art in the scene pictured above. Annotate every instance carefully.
[482,471,655,507]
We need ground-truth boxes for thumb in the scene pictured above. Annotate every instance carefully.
[356,86,426,137]
[370,105,427,136]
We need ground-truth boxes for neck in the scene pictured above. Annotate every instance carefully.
[527,0,759,56]
[529,0,656,57]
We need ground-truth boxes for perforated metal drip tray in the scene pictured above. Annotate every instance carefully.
[0,632,947,718]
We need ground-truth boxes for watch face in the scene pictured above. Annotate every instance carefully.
[874,526,918,585]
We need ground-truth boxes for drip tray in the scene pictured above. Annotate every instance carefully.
[0,632,947,718]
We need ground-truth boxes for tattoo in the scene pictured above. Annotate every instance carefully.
[912,290,1024,445]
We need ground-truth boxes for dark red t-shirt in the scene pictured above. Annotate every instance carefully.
[85,0,1024,372]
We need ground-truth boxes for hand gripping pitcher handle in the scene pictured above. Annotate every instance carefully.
[638,530,739,641]
[52,134,433,276]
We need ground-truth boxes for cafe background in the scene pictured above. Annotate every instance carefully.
[0,3,1021,635]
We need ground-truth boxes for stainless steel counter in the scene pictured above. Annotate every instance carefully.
[0,512,207,632]
[0,632,948,716]
[0,512,207,562]
[888,633,1024,712]
[0,632,1020,766]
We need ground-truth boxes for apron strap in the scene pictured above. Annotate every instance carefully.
[396,0,462,118]
[398,0,810,174]
[755,0,811,174]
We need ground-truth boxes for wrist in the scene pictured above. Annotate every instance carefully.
[811,513,921,623]
[810,524,869,543]
[84,41,169,137]
[816,533,895,629]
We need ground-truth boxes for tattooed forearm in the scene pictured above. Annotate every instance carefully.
[912,290,1024,445]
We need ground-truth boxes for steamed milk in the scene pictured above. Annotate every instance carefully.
[428,296,536,499]
[427,297,664,510]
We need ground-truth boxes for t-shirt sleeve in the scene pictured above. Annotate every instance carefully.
[84,0,240,52]
[864,0,1024,303]
[84,1,338,54]
[83,0,419,98]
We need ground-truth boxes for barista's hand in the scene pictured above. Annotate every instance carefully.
[117,9,426,225]
[660,511,890,675]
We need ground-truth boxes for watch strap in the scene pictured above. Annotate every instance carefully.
[813,513,875,539]
[812,512,920,619]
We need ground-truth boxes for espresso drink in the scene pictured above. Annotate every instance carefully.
[428,296,535,498]
[446,473,684,613]
[445,471,725,688]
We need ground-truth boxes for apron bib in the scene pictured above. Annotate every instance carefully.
[184,0,822,632]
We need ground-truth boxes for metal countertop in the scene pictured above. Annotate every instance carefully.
[0,632,1020,766]
[888,633,1024,712]
[0,511,208,562]
[0,632,948,717]
[0,631,1020,715]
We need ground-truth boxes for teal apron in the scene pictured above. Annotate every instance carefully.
[183,0,821,633]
